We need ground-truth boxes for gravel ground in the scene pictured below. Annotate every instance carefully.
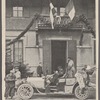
[5,87,96,100]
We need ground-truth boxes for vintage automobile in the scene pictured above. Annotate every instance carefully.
[17,66,95,100]
[17,65,95,100]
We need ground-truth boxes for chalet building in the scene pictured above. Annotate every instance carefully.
[6,0,96,75]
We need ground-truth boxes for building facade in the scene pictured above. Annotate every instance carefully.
[6,0,95,75]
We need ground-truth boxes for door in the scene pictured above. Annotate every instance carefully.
[67,40,77,70]
[51,40,66,73]
[43,40,52,74]
[43,40,77,74]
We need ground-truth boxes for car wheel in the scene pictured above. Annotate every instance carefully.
[17,83,34,99]
[74,85,89,100]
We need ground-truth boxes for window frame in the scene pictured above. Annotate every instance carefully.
[60,7,65,16]
[13,40,23,63]
[13,6,23,17]
[55,7,65,16]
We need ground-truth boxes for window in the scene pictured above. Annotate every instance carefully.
[13,7,23,17]
[55,7,65,16]
[13,40,23,63]
[60,8,65,16]
[6,40,23,63]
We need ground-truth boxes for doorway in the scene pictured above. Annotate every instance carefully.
[43,40,76,74]
[51,40,66,73]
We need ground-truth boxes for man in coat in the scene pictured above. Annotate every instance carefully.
[62,57,76,78]
[14,67,21,92]
[4,70,16,99]
[37,63,43,77]
[67,57,76,78]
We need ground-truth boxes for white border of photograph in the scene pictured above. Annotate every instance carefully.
[2,0,99,100]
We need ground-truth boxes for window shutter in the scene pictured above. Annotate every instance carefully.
[43,40,52,74]
[6,6,13,17]
[23,7,30,18]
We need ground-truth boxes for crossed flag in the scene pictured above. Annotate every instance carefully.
[49,0,75,29]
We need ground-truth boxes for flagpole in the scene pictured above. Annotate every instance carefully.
[65,0,75,21]
[49,0,50,3]
[49,0,51,3]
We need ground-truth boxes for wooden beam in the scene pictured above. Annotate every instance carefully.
[6,14,40,46]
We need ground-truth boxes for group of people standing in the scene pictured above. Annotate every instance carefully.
[37,57,75,78]
[45,57,76,86]
[45,57,95,89]
[4,57,95,98]
[4,66,21,99]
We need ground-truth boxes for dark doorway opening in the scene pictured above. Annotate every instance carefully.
[51,40,66,73]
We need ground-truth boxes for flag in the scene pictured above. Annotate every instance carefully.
[49,2,57,29]
[65,0,75,20]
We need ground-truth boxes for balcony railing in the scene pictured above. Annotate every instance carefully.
[37,14,83,30]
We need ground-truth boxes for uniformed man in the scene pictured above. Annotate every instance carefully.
[4,70,16,99]
[37,62,43,77]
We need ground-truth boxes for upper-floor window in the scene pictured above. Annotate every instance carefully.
[13,7,23,17]
[60,8,65,16]
[55,7,65,16]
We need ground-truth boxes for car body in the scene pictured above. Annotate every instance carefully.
[17,75,90,100]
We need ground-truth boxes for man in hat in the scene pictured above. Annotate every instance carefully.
[37,62,43,77]
[14,67,21,90]
[4,70,16,99]
[63,57,75,78]
[67,57,76,78]
[84,65,96,88]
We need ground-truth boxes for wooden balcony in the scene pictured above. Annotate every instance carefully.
[37,15,84,30]
[36,14,95,38]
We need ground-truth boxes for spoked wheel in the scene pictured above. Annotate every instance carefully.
[17,83,34,99]
[74,85,89,100]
